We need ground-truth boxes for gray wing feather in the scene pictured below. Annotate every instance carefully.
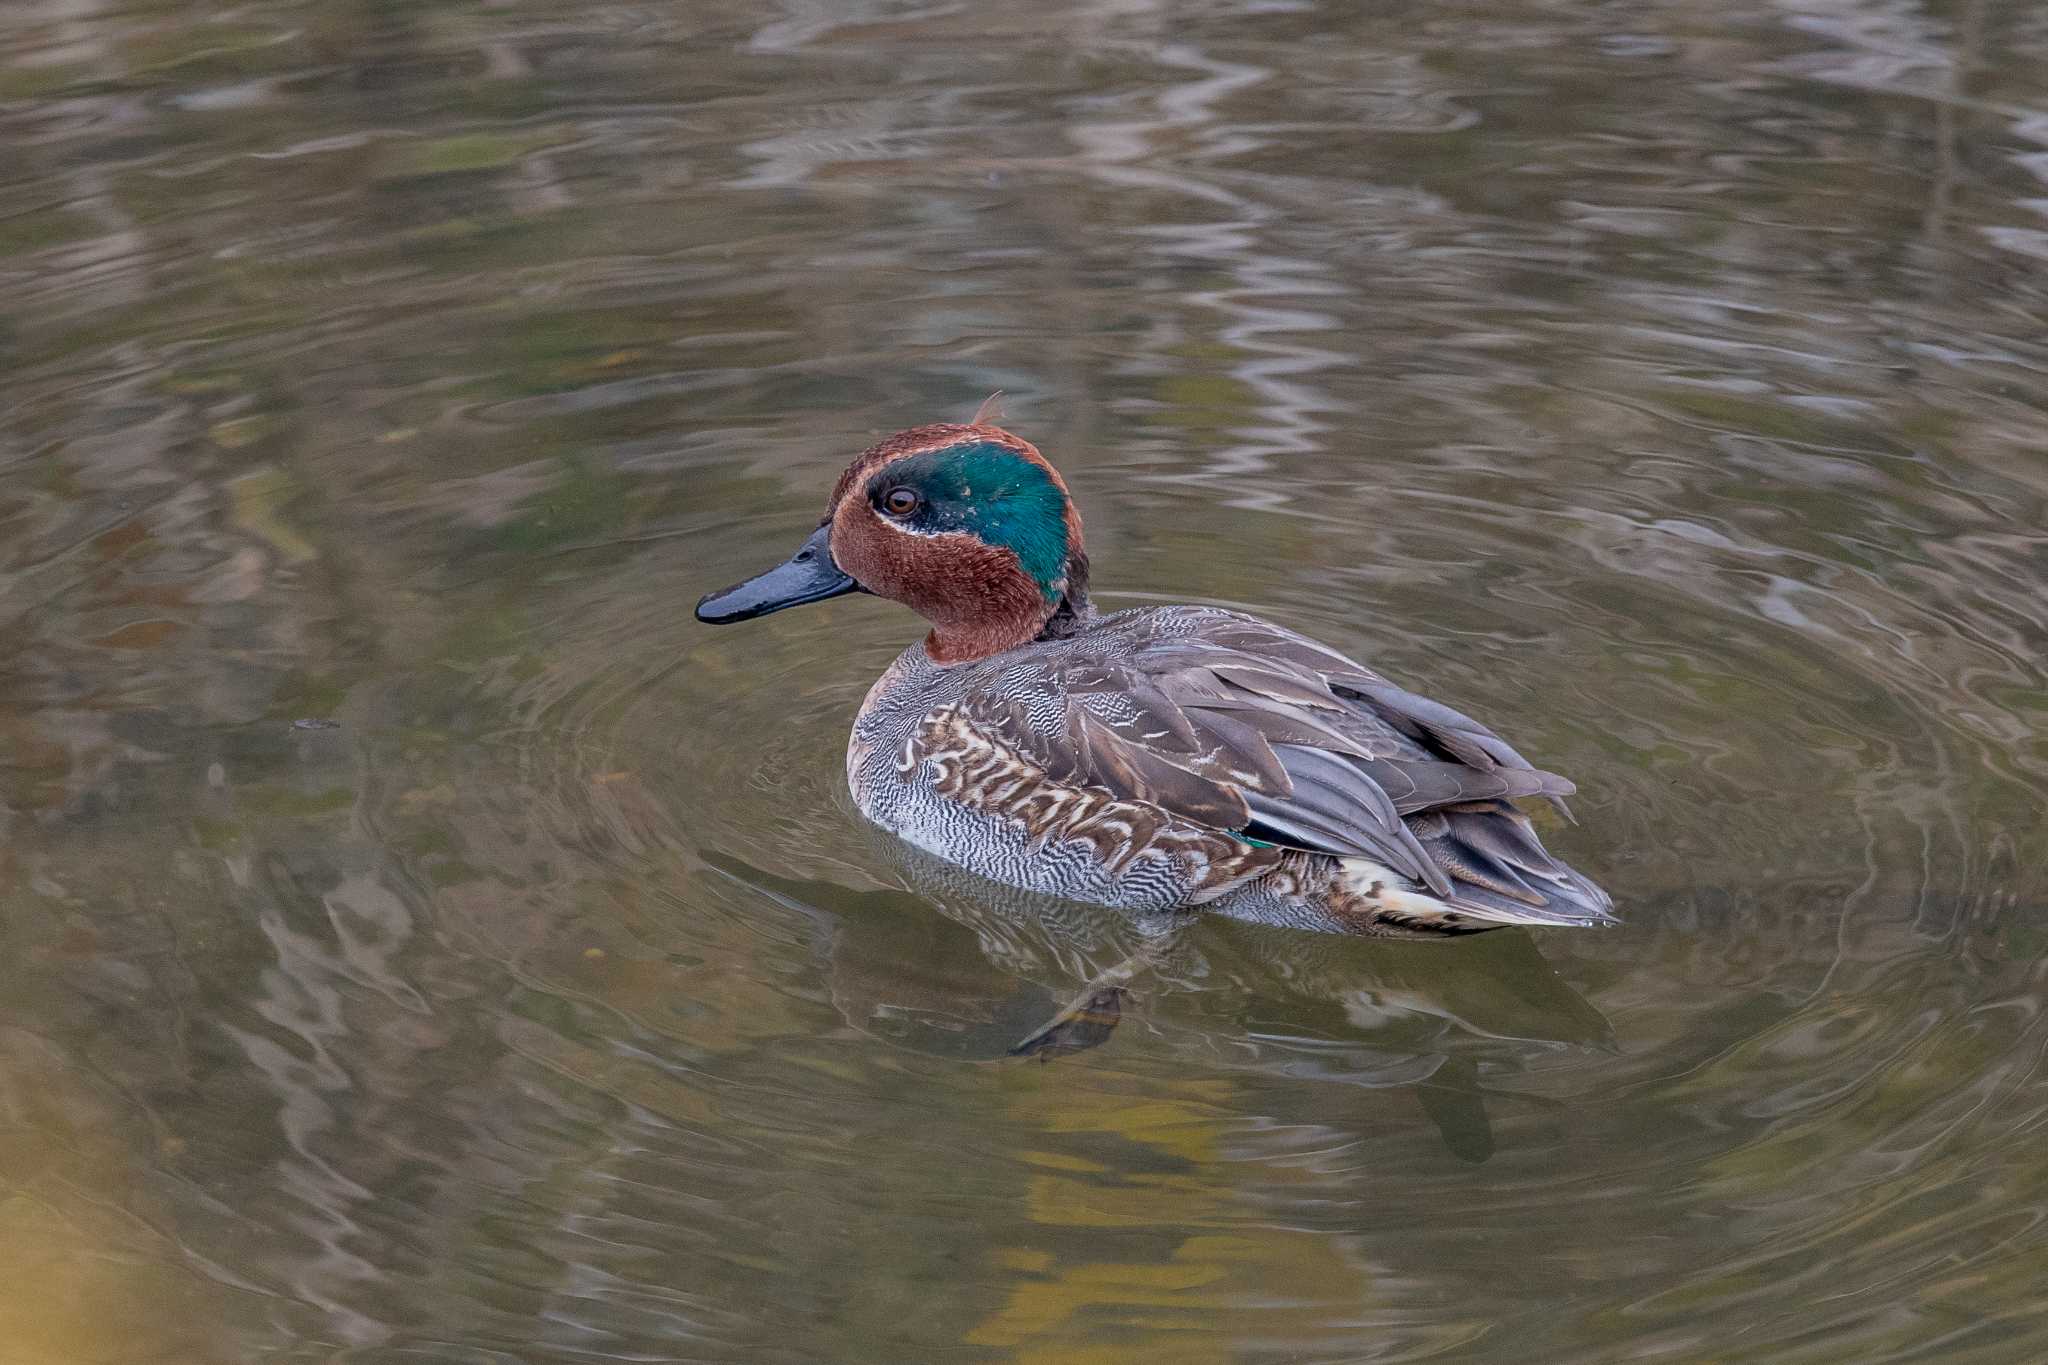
[966,609,1585,899]
[1339,680,1576,822]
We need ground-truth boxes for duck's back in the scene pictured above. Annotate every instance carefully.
[847,605,1614,935]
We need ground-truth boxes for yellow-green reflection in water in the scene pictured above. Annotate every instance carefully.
[3,0,2048,1360]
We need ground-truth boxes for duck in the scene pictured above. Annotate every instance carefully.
[696,413,1613,937]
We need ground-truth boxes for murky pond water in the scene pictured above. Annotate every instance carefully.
[5,1,2048,1360]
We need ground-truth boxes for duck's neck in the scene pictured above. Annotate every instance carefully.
[924,551,1093,665]
[1035,549,1093,641]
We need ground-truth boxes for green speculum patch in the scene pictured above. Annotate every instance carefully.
[870,441,1071,600]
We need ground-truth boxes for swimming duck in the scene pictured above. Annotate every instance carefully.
[696,417,1613,936]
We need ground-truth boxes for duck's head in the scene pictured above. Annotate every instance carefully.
[695,420,1090,664]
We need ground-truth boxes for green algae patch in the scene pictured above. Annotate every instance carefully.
[229,466,318,563]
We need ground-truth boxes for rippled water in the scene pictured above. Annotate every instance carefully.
[5,0,2048,1360]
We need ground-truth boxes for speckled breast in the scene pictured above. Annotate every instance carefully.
[841,621,1349,926]
[844,640,1208,912]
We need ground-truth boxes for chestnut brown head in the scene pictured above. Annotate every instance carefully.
[697,421,1089,663]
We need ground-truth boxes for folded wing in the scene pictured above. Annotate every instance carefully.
[963,611,1603,920]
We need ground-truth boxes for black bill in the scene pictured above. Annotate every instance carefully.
[695,524,860,624]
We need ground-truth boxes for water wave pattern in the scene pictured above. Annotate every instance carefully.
[2,0,2047,1360]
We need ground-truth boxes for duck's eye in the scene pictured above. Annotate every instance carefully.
[881,487,922,518]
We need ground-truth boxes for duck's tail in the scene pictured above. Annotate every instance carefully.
[1336,799,1616,933]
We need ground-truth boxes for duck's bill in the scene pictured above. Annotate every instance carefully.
[695,525,861,624]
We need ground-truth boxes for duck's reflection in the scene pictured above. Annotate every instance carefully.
[709,842,1611,1163]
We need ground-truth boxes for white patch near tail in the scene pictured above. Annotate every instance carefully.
[1340,853,1615,930]
[1337,857,1469,928]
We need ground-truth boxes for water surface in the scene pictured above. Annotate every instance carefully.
[4,0,2048,1360]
